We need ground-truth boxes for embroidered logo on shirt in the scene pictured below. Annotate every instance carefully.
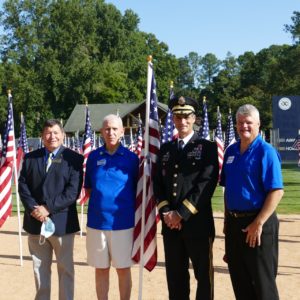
[97,159,106,166]
[226,156,235,164]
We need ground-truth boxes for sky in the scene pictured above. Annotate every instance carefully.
[105,0,299,59]
[0,0,299,59]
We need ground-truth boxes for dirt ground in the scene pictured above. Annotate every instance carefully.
[0,213,299,300]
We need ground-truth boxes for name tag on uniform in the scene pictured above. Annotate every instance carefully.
[162,152,170,162]
[226,156,235,164]
[97,159,106,166]
[52,158,62,163]
[187,145,202,160]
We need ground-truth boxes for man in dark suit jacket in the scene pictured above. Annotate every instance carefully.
[19,119,83,300]
[154,96,219,300]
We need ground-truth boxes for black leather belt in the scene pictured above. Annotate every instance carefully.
[227,211,259,218]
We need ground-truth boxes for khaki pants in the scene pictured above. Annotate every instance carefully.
[28,233,75,300]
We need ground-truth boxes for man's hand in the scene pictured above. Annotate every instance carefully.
[163,211,182,230]
[31,205,50,222]
[242,220,263,248]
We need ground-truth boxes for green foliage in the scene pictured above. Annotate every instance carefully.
[284,11,300,44]
[277,164,300,214]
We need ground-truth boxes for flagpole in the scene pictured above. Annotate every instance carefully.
[137,55,153,300]
[10,91,23,266]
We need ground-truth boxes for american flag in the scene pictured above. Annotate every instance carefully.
[132,60,160,271]
[292,132,300,167]
[91,130,96,150]
[16,113,29,177]
[74,131,82,154]
[135,120,143,158]
[214,107,224,181]
[161,82,178,144]
[224,109,236,150]
[97,135,103,148]
[199,98,210,140]
[161,109,175,144]
[78,104,92,205]
[292,133,300,150]
[0,92,15,227]
[128,127,135,152]
[38,137,43,149]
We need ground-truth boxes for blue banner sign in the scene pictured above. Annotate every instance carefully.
[272,96,300,162]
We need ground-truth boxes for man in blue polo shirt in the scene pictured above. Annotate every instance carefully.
[84,114,139,300]
[220,104,284,300]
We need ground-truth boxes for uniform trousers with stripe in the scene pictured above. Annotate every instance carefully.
[225,212,279,300]
[163,232,214,300]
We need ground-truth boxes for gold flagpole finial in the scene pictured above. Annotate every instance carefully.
[147,55,153,62]
[170,81,174,89]
[203,96,206,102]
[7,89,12,97]
[229,108,232,114]
[217,106,220,113]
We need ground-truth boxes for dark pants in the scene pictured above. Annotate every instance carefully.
[225,212,279,300]
[163,232,214,300]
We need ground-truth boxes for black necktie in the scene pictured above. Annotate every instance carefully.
[178,140,184,151]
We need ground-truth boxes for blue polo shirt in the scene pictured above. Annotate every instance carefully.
[220,135,283,211]
[85,145,139,230]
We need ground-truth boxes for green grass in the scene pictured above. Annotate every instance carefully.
[11,164,300,215]
[212,164,300,214]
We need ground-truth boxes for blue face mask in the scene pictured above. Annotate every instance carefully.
[39,218,55,245]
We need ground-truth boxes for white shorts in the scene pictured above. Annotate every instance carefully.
[86,227,134,269]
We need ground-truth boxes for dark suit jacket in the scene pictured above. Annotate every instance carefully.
[18,146,83,236]
[154,133,219,238]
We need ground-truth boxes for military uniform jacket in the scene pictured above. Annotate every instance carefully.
[154,133,219,237]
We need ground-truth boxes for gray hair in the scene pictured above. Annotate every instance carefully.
[102,114,123,128]
[236,104,260,121]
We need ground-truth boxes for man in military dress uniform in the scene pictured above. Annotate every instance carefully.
[154,96,219,300]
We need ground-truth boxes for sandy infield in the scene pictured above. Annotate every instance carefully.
[0,213,299,300]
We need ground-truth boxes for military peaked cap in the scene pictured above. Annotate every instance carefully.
[169,96,199,115]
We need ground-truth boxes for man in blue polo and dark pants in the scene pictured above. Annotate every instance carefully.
[220,104,284,300]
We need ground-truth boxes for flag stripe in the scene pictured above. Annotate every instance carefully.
[0,95,15,228]
[132,62,159,271]
[78,105,92,205]
[199,100,210,140]
[214,109,224,181]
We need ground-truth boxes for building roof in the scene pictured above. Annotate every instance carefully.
[64,101,168,133]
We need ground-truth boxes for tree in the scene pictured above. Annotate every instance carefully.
[198,53,221,89]
[284,11,300,44]
[0,0,179,135]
